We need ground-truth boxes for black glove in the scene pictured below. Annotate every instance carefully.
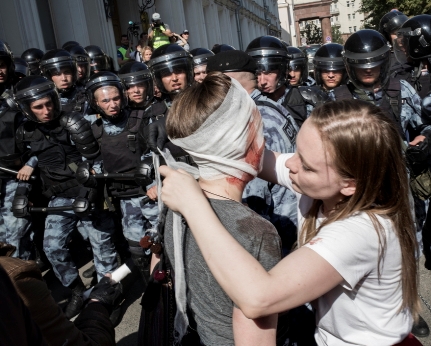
[89,276,122,306]
[406,138,431,177]
[144,117,168,154]
[76,161,97,188]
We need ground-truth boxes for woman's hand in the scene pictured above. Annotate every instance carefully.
[159,165,205,215]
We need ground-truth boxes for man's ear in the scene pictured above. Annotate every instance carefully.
[340,179,356,197]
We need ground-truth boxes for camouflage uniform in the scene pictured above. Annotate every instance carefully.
[44,197,118,285]
[0,179,32,259]
[243,89,299,255]
[86,113,159,243]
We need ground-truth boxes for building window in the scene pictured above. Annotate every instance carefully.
[331,17,334,23]
[347,1,349,7]
[353,13,355,19]
[335,16,338,21]
[348,14,351,20]
[352,1,354,8]
[349,26,352,33]
[354,26,357,31]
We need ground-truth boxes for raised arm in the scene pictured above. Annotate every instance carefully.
[159,165,343,319]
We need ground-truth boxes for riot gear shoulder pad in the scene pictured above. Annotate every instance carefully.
[299,86,329,106]
[61,112,100,159]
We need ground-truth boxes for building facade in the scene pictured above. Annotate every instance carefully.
[0,0,281,69]
[329,0,364,42]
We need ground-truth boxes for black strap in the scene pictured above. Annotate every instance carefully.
[127,110,146,153]
[42,179,80,199]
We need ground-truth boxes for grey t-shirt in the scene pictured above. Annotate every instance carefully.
[164,199,282,346]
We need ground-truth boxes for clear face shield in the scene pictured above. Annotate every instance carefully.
[393,28,413,64]
[287,59,308,85]
[74,55,91,83]
[344,54,390,91]
[16,88,61,123]
[123,74,154,106]
[42,60,78,90]
[152,58,193,95]
[255,56,287,89]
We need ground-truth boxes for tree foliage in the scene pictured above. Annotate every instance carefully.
[359,0,431,30]
[302,22,323,44]
[331,26,343,44]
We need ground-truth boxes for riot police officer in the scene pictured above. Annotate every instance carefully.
[65,45,91,87]
[274,47,328,127]
[14,76,118,319]
[21,48,44,76]
[40,49,88,114]
[335,29,428,145]
[0,47,33,259]
[379,10,409,77]
[147,44,194,102]
[83,71,157,285]
[211,43,236,55]
[190,48,214,83]
[246,36,289,101]
[0,41,18,95]
[85,45,110,75]
[394,14,431,99]
[313,43,346,97]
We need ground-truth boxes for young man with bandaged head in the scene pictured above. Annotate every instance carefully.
[148,71,281,345]
[206,50,299,255]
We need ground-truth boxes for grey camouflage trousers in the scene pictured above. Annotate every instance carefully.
[43,196,118,287]
[119,196,158,242]
[0,178,32,259]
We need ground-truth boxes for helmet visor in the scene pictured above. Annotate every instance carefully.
[151,58,193,94]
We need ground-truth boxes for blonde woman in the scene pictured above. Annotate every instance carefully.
[160,99,421,345]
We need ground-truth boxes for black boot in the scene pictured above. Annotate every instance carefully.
[64,276,86,319]
[128,239,151,288]
[412,315,430,338]
[82,264,96,279]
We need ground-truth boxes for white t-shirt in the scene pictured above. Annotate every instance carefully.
[276,153,412,345]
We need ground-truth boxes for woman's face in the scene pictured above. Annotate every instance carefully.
[143,49,152,62]
[285,120,352,207]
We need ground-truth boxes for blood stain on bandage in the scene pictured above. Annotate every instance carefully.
[227,107,264,187]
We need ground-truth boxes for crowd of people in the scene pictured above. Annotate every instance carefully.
[2,8,431,346]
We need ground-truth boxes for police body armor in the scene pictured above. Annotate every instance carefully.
[333,80,405,139]
[92,109,155,198]
[281,85,328,128]
[60,86,89,115]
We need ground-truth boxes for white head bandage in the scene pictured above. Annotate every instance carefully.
[169,77,265,182]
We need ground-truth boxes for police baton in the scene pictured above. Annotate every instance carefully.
[0,166,37,180]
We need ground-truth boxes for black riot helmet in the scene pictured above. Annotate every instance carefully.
[394,15,431,64]
[85,71,128,114]
[0,41,15,82]
[246,36,288,88]
[40,49,78,91]
[313,43,346,88]
[286,47,308,85]
[21,48,44,75]
[118,61,153,105]
[379,10,408,43]
[62,41,80,50]
[13,57,30,79]
[343,29,391,91]
[14,75,61,122]
[65,45,91,84]
[85,45,109,73]
[211,44,236,55]
[190,48,214,66]
[147,44,194,95]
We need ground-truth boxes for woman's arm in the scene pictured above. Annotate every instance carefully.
[257,149,280,184]
[159,166,343,319]
[232,306,277,346]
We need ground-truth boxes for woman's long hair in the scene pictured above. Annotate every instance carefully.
[300,99,419,317]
